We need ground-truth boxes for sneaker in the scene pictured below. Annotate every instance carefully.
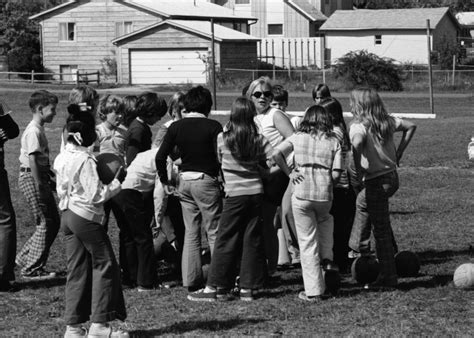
[298,291,324,302]
[88,323,129,338]
[21,269,57,281]
[64,325,87,338]
[187,288,217,302]
[137,284,162,292]
[216,287,233,301]
[239,289,254,301]
[348,250,361,259]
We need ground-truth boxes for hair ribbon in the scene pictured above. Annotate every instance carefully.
[78,102,92,112]
[68,132,83,145]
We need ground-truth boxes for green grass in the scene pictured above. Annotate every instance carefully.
[0,87,473,336]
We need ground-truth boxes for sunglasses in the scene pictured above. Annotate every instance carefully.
[252,91,273,99]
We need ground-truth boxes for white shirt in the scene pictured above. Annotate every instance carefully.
[121,148,159,192]
[19,120,50,169]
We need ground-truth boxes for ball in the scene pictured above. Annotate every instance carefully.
[324,269,341,295]
[395,250,420,277]
[453,263,474,289]
[351,255,380,284]
[96,153,125,184]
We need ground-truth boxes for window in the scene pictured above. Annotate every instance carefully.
[60,65,78,82]
[115,21,133,37]
[268,24,283,35]
[235,0,250,4]
[375,35,382,45]
[59,22,75,41]
[233,22,250,34]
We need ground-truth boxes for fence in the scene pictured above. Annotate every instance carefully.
[0,70,104,85]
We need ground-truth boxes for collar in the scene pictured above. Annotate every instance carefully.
[183,112,206,119]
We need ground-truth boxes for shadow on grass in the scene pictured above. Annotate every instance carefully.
[130,318,265,336]
[416,248,473,264]
[19,276,66,290]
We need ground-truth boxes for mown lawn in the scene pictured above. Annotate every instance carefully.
[0,87,472,336]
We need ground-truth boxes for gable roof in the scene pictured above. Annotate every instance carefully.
[284,0,326,22]
[320,7,459,31]
[112,19,260,44]
[30,0,257,21]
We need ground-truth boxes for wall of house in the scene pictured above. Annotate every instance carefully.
[432,15,458,52]
[38,0,157,77]
[325,30,430,65]
[115,25,213,84]
[284,3,310,37]
[250,0,266,37]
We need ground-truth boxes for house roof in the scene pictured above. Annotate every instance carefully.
[284,0,327,22]
[30,0,257,21]
[112,19,260,44]
[320,7,458,31]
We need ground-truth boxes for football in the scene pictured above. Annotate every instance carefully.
[395,250,421,277]
[453,263,474,289]
[96,153,125,184]
[351,255,380,284]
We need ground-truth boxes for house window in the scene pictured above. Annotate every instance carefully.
[375,35,382,45]
[233,22,250,34]
[60,65,78,82]
[268,24,283,35]
[235,0,250,4]
[115,21,133,37]
[59,22,75,41]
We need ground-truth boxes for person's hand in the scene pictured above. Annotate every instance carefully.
[163,184,176,195]
[290,168,304,185]
[396,149,403,166]
[0,128,7,142]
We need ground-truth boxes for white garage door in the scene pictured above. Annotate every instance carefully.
[130,49,207,85]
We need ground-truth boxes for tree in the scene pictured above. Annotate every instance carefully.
[0,3,44,74]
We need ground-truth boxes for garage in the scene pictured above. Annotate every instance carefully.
[130,49,208,85]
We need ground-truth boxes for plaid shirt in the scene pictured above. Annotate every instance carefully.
[281,132,342,202]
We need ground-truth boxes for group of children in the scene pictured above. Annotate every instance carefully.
[0,79,416,336]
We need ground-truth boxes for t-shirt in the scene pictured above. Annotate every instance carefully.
[121,148,159,193]
[156,115,222,183]
[126,118,152,165]
[349,117,401,180]
[96,122,127,159]
[280,132,342,202]
[217,132,273,197]
[19,120,50,170]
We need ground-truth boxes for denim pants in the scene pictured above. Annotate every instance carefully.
[0,164,16,282]
[280,183,300,262]
[207,194,266,290]
[292,196,333,296]
[61,210,126,325]
[349,171,399,285]
[178,173,222,287]
[114,189,156,287]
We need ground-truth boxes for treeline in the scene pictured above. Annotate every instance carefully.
[353,0,474,12]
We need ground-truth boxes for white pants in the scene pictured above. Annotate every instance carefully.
[292,196,333,296]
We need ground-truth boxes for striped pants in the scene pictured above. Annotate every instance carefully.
[16,171,59,274]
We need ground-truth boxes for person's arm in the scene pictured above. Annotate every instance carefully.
[80,157,122,204]
[332,143,343,184]
[395,119,416,166]
[126,124,143,166]
[273,110,294,139]
[0,114,19,141]
[155,127,175,193]
[29,153,44,190]
[351,132,366,181]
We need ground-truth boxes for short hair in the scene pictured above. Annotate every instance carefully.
[122,95,138,127]
[312,83,331,101]
[271,84,288,103]
[98,94,124,121]
[68,85,99,110]
[29,90,58,111]
[183,86,213,116]
[135,92,168,119]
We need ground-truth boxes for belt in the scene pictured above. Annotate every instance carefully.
[20,167,31,172]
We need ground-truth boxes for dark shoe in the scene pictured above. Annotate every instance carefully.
[321,259,339,272]
[21,269,57,281]
[0,280,19,293]
[137,284,163,292]
[187,288,217,302]
[239,289,254,301]
[216,287,233,301]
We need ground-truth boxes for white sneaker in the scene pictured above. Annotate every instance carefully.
[88,323,129,338]
[64,325,87,338]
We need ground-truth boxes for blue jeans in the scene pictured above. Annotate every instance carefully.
[178,173,222,288]
[0,163,16,282]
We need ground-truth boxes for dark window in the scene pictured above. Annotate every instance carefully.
[235,0,250,4]
[59,22,75,41]
[268,24,283,35]
[375,35,382,45]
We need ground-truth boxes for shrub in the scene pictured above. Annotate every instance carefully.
[333,50,403,91]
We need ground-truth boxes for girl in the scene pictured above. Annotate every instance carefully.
[320,98,356,273]
[96,94,126,158]
[54,104,128,337]
[348,87,416,288]
[188,97,272,302]
[245,76,294,276]
[312,83,331,104]
[273,105,343,301]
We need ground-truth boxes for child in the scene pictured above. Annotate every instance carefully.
[187,97,272,302]
[54,104,127,337]
[273,105,343,301]
[348,87,416,288]
[125,92,167,166]
[270,84,288,112]
[95,94,126,157]
[312,83,331,104]
[320,98,356,273]
[16,90,60,280]
[0,101,19,292]
[155,86,223,293]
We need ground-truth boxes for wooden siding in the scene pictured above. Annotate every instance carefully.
[433,14,458,52]
[284,3,310,37]
[250,0,266,38]
[38,0,158,76]
[220,41,257,68]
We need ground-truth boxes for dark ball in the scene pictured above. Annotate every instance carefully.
[395,250,420,277]
[351,256,380,284]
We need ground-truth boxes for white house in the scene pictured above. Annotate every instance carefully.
[320,7,461,65]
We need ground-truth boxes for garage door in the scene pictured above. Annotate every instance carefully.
[130,50,207,85]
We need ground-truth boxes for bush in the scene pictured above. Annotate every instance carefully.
[333,50,403,91]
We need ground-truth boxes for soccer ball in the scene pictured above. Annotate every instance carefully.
[351,255,380,284]
[324,269,341,295]
[96,153,125,184]
[395,251,421,277]
[453,263,474,289]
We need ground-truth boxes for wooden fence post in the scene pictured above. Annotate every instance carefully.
[97,71,100,85]
[76,70,79,86]
[31,70,34,84]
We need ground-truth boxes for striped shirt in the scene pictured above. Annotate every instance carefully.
[280,132,342,202]
[217,132,273,197]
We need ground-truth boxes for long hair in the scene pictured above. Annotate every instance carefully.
[350,87,395,144]
[312,83,331,101]
[245,76,273,100]
[224,97,262,162]
[167,91,185,119]
[298,104,333,138]
[320,98,350,146]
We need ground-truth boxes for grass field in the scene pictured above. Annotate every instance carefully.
[0,86,472,336]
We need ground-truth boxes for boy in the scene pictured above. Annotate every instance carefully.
[270,84,288,112]
[16,90,60,280]
[0,102,19,292]
[155,86,222,294]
